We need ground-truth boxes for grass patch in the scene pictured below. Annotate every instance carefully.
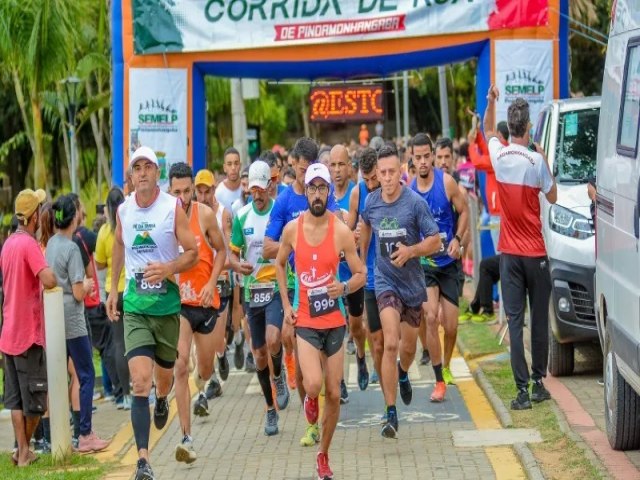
[457,323,506,359]
[0,452,108,480]
[482,359,604,480]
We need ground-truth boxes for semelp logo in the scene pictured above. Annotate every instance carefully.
[503,69,546,104]
[137,99,179,133]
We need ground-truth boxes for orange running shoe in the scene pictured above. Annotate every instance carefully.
[430,381,447,403]
[284,350,297,390]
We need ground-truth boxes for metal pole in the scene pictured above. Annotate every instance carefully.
[394,78,401,141]
[438,65,450,138]
[70,127,77,193]
[44,288,72,463]
[402,71,409,145]
[230,79,249,167]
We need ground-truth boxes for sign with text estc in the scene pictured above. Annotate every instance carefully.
[494,39,553,124]
[132,0,549,54]
[310,85,384,123]
[128,68,188,190]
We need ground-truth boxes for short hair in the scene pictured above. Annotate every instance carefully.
[223,147,240,160]
[258,150,278,168]
[283,167,296,179]
[411,133,433,153]
[435,137,453,154]
[168,162,193,185]
[291,137,319,163]
[369,136,385,152]
[377,144,398,162]
[459,142,469,158]
[507,98,530,138]
[497,121,510,141]
[358,147,378,174]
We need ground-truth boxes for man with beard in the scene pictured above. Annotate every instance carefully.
[229,161,289,437]
[359,144,441,439]
[168,163,227,464]
[276,163,365,480]
[410,133,469,402]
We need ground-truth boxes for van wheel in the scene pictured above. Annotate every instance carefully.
[547,298,574,376]
[604,328,640,450]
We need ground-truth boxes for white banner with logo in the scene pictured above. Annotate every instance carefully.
[128,68,188,190]
[494,40,553,124]
[131,0,548,54]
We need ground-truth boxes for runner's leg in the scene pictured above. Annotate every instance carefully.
[441,298,459,369]
[379,306,401,407]
[175,318,194,436]
[319,344,344,454]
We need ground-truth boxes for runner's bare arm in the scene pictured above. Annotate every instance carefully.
[37,267,57,290]
[106,217,124,321]
[446,173,469,259]
[201,204,227,307]
[221,208,233,270]
[275,222,296,325]
[347,186,359,230]
[327,222,366,299]
[483,85,499,140]
[391,231,441,268]
[262,236,279,260]
[228,213,253,276]
[359,220,372,266]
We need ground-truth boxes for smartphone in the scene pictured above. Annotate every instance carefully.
[96,204,105,215]
[528,141,537,152]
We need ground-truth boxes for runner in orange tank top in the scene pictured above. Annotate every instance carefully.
[168,163,227,465]
[276,164,366,480]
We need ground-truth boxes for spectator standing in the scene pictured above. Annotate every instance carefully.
[0,189,56,467]
[358,124,370,146]
[484,86,557,410]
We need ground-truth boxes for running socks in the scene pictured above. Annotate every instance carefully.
[433,363,444,383]
[256,366,274,408]
[132,396,151,451]
[398,364,409,382]
[387,405,397,416]
[42,417,51,443]
[271,346,283,378]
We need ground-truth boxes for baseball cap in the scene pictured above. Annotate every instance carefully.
[195,169,215,187]
[248,161,270,190]
[130,146,158,168]
[15,189,42,224]
[304,163,331,186]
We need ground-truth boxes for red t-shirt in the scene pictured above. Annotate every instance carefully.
[489,137,554,257]
[0,231,49,355]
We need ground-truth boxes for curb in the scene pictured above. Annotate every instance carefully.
[457,336,547,480]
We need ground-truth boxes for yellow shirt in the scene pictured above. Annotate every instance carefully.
[95,223,125,293]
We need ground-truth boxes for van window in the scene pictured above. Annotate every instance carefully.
[617,42,640,157]
[534,110,547,145]
[555,107,599,183]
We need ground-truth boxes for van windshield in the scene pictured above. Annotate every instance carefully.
[554,107,599,183]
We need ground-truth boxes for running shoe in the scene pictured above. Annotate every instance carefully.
[122,395,132,411]
[34,439,51,454]
[381,408,398,439]
[370,370,379,384]
[300,423,320,447]
[531,380,551,403]
[175,435,197,464]
[357,355,369,391]
[339,379,349,404]
[511,388,532,410]
[274,373,290,410]
[345,339,356,355]
[264,408,279,436]
[153,396,169,430]
[193,392,209,417]
[304,396,319,425]
[419,349,431,366]
[245,351,256,372]
[284,351,297,389]
[380,410,388,424]
[442,367,456,386]
[205,378,223,400]
[234,334,245,370]
[398,362,412,405]
[316,452,334,480]
[77,432,110,453]
[116,396,125,410]
[458,310,472,324]
[471,312,497,324]
[134,458,155,480]
[218,353,230,381]
[430,381,447,403]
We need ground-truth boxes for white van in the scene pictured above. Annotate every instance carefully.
[595,0,640,451]
[534,97,600,377]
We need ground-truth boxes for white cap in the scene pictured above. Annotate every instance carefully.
[248,160,270,190]
[304,163,331,186]
[130,146,158,168]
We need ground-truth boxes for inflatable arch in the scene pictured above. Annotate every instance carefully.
[112,0,569,187]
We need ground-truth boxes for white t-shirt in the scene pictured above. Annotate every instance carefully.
[215,181,243,213]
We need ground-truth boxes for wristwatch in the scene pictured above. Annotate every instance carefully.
[454,234,462,244]
[342,281,350,296]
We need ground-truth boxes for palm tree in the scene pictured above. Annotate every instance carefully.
[0,0,79,189]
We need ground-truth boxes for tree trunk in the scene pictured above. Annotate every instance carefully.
[300,94,310,138]
[13,71,36,155]
[56,87,73,185]
[31,96,47,189]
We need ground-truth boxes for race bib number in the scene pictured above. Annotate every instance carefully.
[134,273,167,295]
[217,276,232,298]
[436,232,449,256]
[308,286,339,318]
[379,228,407,258]
[249,282,275,309]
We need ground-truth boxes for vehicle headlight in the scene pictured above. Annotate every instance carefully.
[549,204,594,239]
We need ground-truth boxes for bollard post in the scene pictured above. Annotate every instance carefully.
[43,287,72,464]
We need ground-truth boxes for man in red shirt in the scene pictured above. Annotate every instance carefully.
[0,189,57,466]
[484,86,557,411]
